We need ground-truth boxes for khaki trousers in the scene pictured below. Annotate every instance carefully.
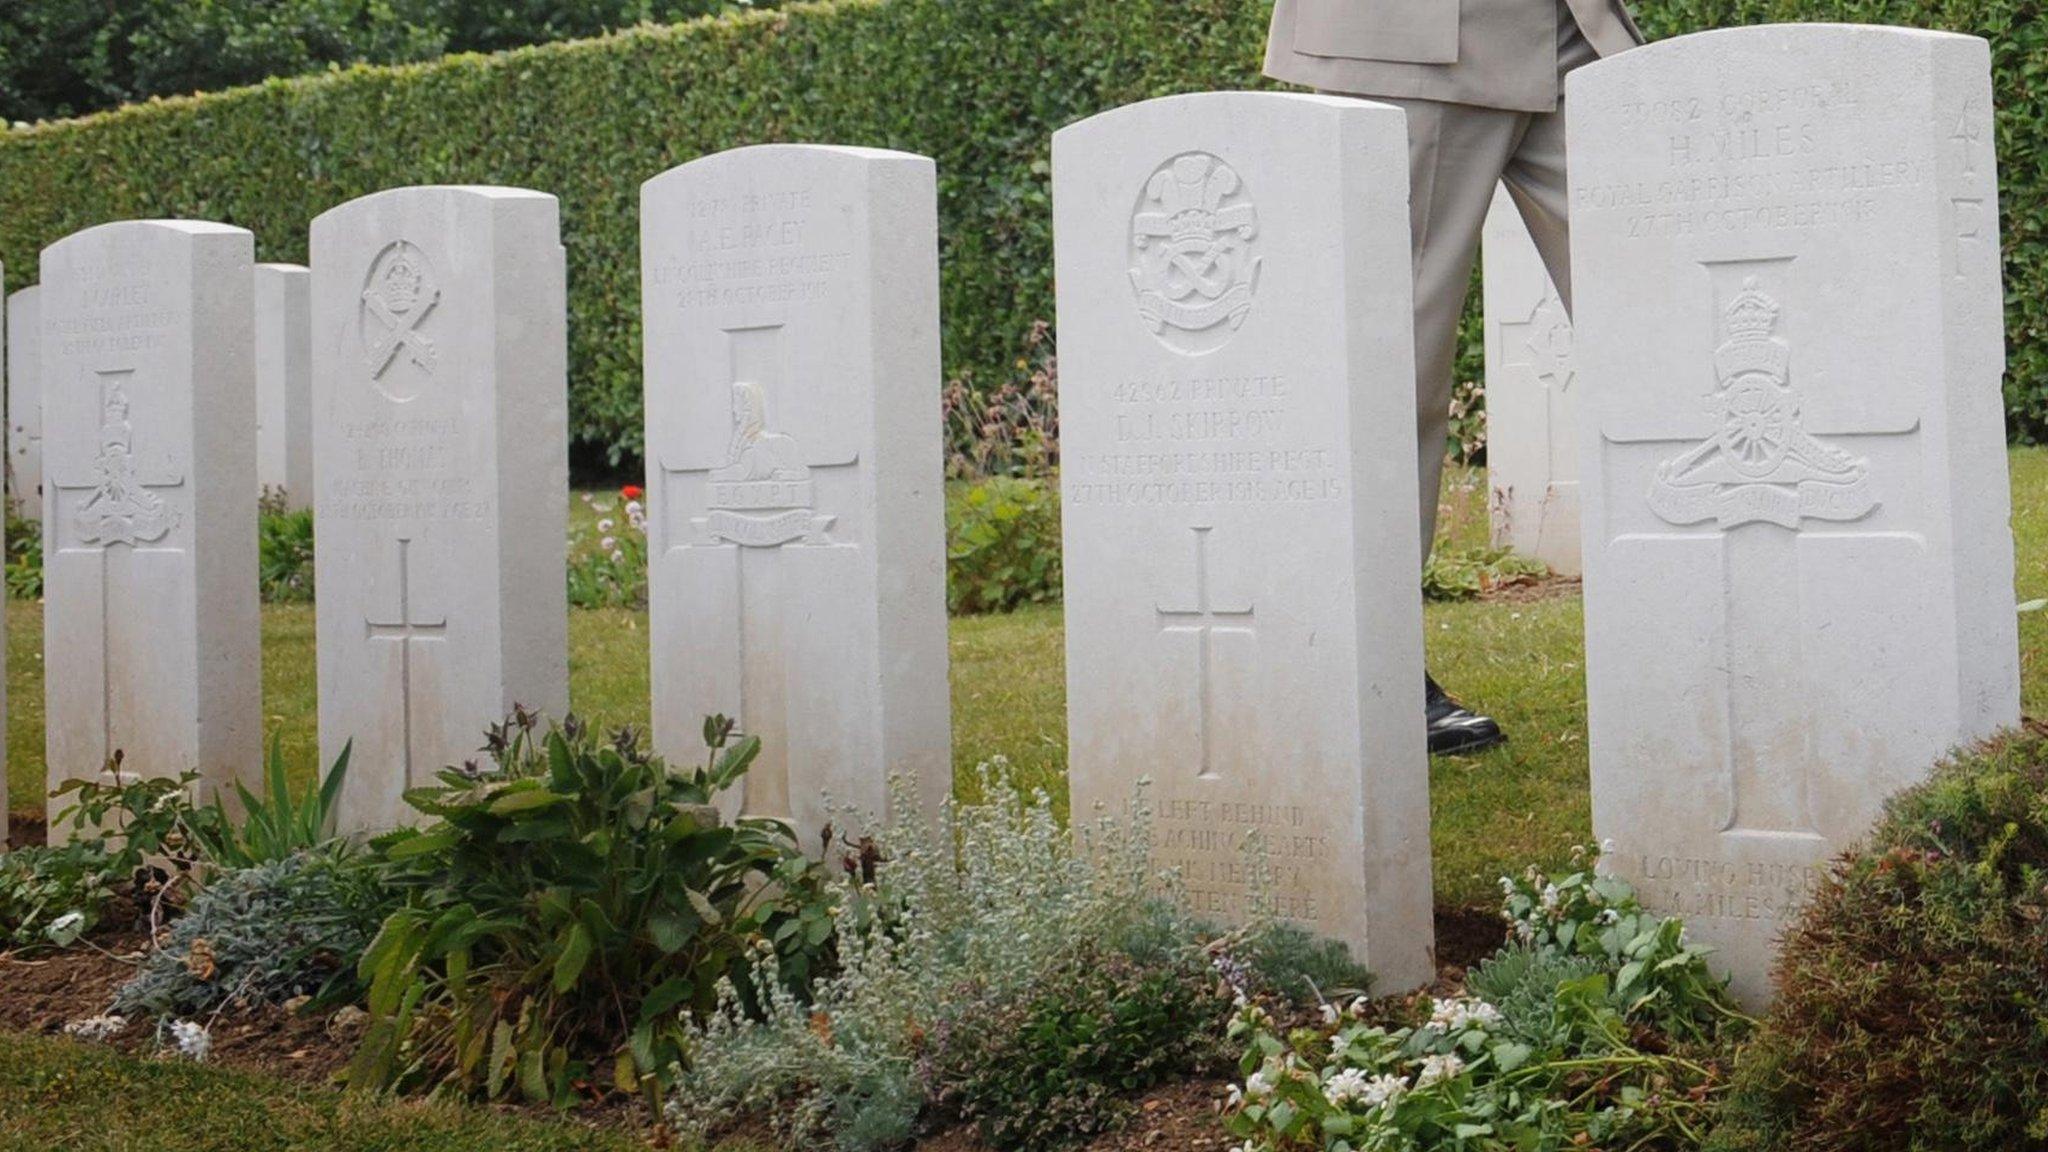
[1380,10,1599,558]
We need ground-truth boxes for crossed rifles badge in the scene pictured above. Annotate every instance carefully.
[1130,152,1261,355]
[361,240,441,397]
[1648,278,1878,530]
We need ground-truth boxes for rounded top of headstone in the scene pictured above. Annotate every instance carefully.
[641,143,934,199]
[1053,90,1399,153]
[41,218,252,264]
[6,283,36,304]
[255,262,310,276]
[310,184,558,234]
[1569,22,1987,97]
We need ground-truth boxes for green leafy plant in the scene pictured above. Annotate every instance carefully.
[1496,844,1740,1044]
[190,735,351,870]
[1708,724,2048,1152]
[4,504,40,600]
[1226,847,1744,1152]
[346,711,832,1110]
[1422,544,1549,603]
[922,943,1228,1151]
[0,840,122,948]
[0,758,215,947]
[946,476,1061,615]
[111,849,391,1020]
[257,492,315,603]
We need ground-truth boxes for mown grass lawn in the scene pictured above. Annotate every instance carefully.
[0,1030,662,1151]
[0,450,2042,1150]
[9,450,2048,907]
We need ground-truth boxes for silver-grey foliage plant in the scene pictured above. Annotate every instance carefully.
[112,851,383,1020]
[668,761,1196,1151]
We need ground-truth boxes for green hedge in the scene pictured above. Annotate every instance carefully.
[0,0,2042,464]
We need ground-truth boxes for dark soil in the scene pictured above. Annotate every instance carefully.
[0,911,361,1086]
[6,813,48,849]
[1477,574,1582,604]
[0,904,1510,1150]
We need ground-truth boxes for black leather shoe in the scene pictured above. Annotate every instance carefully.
[1426,674,1506,756]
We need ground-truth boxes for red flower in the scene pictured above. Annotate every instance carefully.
[621,484,644,501]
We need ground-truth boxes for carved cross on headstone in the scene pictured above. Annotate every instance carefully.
[1156,524,1256,781]
[365,536,446,785]
[1498,277,1578,485]
[1604,261,1917,843]
[47,368,186,772]
[653,323,859,816]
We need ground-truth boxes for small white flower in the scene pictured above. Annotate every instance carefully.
[1323,1066,1373,1107]
[1415,1052,1465,1087]
[1428,996,1503,1033]
[625,499,643,518]
[63,1014,126,1041]
[169,1019,212,1062]
[596,518,615,533]
[1599,908,1621,926]
[1539,883,1561,912]
[1245,1067,1277,1100]
[610,550,625,564]
[1346,995,1372,1019]
[1360,1073,1408,1109]
[45,910,87,947]
[1224,1082,1245,1109]
[600,535,618,552]
[1319,1002,1340,1026]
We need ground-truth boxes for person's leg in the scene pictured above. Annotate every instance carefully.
[1382,97,1527,561]
[1502,3,1601,313]
[1378,97,1526,755]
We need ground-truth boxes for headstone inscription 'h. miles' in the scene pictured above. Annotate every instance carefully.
[8,284,43,522]
[642,145,952,844]
[255,263,313,509]
[1483,186,1583,576]
[1054,92,1436,991]
[1570,26,2020,1006]
[41,222,262,836]
[312,187,569,833]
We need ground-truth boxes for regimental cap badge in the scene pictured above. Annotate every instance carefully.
[1713,277,1790,384]
[361,239,442,396]
[378,255,426,314]
[1153,154,1251,245]
[1129,151,1263,356]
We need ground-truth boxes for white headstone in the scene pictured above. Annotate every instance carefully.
[1483,188,1582,575]
[1570,26,2020,1005]
[641,145,952,844]
[255,263,313,509]
[8,285,43,522]
[311,186,570,833]
[1054,92,1436,991]
[40,222,261,834]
